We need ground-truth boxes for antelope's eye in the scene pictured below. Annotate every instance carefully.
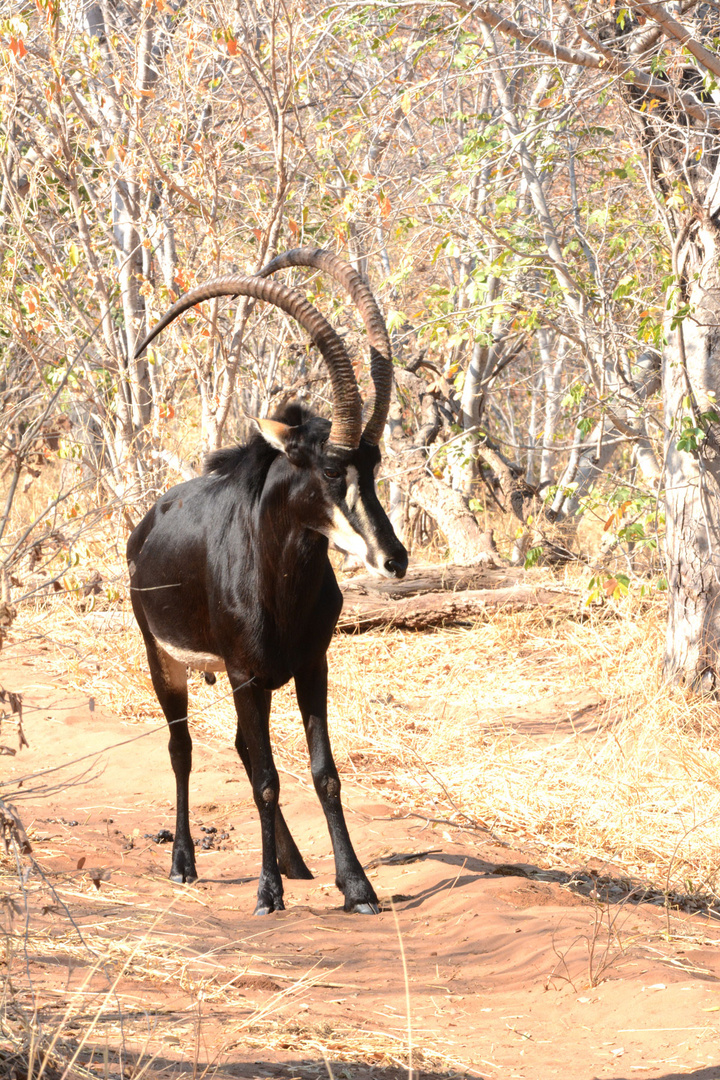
[324,467,342,481]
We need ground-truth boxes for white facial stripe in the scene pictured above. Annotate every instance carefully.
[345,465,359,511]
[355,489,373,534]
[354,491,398,577]
[325,506,370,562]
[322,480,397,578]
[323,505,396,577]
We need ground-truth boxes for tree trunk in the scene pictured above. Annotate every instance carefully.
[539,327,564,488]
[663,220,720,692]
[552,349,662,533]
[408,475,503,566]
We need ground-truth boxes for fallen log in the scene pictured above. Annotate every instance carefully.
[337,583,578,632]
[340,563,524,600]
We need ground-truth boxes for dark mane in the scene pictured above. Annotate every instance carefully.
[203,441,262,477]
[203,403,328,478]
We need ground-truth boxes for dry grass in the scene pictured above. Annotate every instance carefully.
[7,556,720,902]
[5,542,720,1078]
[0,862,458,1078]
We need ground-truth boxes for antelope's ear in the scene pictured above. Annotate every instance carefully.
[252,417,294,453]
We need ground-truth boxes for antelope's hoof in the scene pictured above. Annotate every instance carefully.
[349,901,380,915]
[170,870,198,884]
[254,897,285,916]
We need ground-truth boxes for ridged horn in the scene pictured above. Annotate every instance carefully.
[258,248,393,446]
[134,277,362,451]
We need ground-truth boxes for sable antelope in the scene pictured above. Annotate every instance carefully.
[127,250,407,914]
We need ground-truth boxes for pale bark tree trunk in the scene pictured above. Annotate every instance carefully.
[408,476,503,565]
[663,220,720,691]
[525,370,540,485]
[114,183,152,431]
[538,327,564,488]
[385,373,503,565]
[111,9,159,435]
[210,0,296,451]
[385,398,409,544]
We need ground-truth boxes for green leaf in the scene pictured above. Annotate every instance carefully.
[524,545,543,569]
[612,273,636,301]
[386,309,406,332]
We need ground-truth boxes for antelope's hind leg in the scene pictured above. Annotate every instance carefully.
[235,728,313,880]
[229,675,285,915]
[144,638,196,884]
[295,659,379,914]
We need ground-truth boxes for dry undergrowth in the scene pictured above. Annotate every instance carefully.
[6,561,720,900]
[5,555,720,1078]
[1,865,456,1078]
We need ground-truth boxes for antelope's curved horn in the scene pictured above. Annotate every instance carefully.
[258,248,392,446]
[134,277,362,451]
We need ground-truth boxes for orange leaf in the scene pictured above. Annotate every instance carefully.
[227,37,237,55]
[603,578,618,596]
[288,217,299,236]
[252,227,263,242]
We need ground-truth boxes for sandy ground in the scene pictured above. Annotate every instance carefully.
[3,649,720,1080]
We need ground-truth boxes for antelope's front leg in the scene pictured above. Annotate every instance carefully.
[295,658,379,914]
